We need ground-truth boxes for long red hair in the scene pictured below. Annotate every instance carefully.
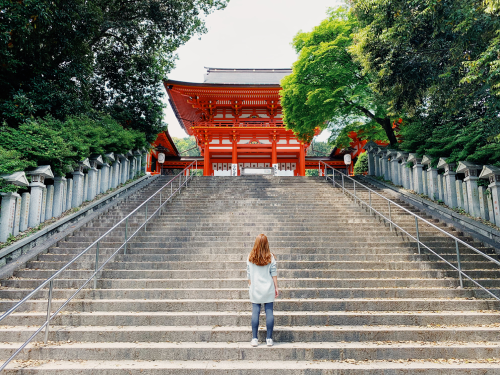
[248,234,275,266]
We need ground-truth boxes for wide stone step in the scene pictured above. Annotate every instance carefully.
[36,253,491,263]
[4,359,500,374]
[2,341,500,361]
[4,325,500,343]
[24,260,498,271]
[12,269,476,279]
[1,298,498,313]
[1,277,469,289]
[4,310,499,327]
[0,287,481,300]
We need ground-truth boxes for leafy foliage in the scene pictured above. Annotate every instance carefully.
[0,115,147,176]
[331,121,388,149]
[173,136,201,156]
[349,0,500,164]
[307,140,333,156]
[1,0,229,141]
[280,7,397,145]
[353,151,368,175]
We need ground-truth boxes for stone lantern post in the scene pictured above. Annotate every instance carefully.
[126,150,134,180]
[141,147,148,174]
[456,161,482,217]
[113,155,123,188]
[102,153,115,193]
[362,141,378,176]
[134,150,143,177]
[479,165,500,224]
[0,172,28,242]
[395,152,409,189]
[407,154,423,194]
[437,157,457,208]
[26,166,54,228]
[385,150,398,186]
[72,159,90,208]
[376,147,389,180]
[119,154,129,184]
[421,155,438,201]
[89,155,104,201]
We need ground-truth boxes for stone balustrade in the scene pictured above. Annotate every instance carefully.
[0,148,147,243]
[363,144,499,227]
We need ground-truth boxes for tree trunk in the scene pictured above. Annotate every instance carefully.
[376,117,398,146]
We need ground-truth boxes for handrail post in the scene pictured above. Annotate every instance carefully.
[171,182,173,196]
[145,202,148,232]
[93,241,100,290]
[415,216,421,255]
[124,217,128,254]
[369,191,372,215]
[43,280,54,344]
[354,181,356,202]
[342,174,345,193]
[388,201,393,231]
[159,191,162,215]
[455,239,464,288]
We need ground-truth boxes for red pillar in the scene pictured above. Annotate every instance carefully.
[203,143,210,176]
[232,141,238,176]
[299,143,306,176]
[271,140,277,165]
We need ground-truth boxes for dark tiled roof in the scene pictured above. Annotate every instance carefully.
[203,68,291,85]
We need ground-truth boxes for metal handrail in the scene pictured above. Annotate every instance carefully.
[0,161,198,371]
[319,160,500,301]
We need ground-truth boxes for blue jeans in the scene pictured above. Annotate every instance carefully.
[251,302,274,339]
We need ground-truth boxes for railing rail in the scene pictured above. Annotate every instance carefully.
[319,160,500,301]
[0,161,198,371]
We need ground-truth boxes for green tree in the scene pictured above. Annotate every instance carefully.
[350,0,500,164]
[280,7,397,146]
[353,151,368,175]
[1,0,229,141]
[173,136,201,156]
[307,140,333,156]
[0,115,147,176]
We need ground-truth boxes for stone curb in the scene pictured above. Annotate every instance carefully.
[0,174,159,279]
[361,176,500,252]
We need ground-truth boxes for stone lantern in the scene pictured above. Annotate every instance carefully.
[362,141,378,176]
[421,155,438,201]
[437,157,457,208]
[118,153,129,184]
[89,155,104,201]
[479,165,500,224]
[114,154,124,188]
[376,147,389,180]
[395,152,409,189]
[72,158,90,208]
[126,150,134,180]
[104,153,115,191]
[386,149,399,186]
[456,161,482,217]
[0,172,29,242]
[407,153,423,194]
[134,150,143,177]
[26,166,54,228]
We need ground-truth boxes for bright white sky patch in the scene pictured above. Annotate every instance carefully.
[163,0,342,142]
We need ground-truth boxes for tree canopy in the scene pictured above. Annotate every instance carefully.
[349,0,500,164]
[1,0,228,141]
[280,7,397,146]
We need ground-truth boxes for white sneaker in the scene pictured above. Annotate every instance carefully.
[251,338,259,347]
[266,338,273,347]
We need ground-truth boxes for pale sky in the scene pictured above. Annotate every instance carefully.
[163,0,343,142]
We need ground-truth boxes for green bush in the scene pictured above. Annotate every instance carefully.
[353,152,368,175]
[0,115,147,177]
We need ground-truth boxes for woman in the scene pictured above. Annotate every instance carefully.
[246,233,279,347]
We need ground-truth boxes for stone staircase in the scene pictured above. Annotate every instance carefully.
[1,176,500,374]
